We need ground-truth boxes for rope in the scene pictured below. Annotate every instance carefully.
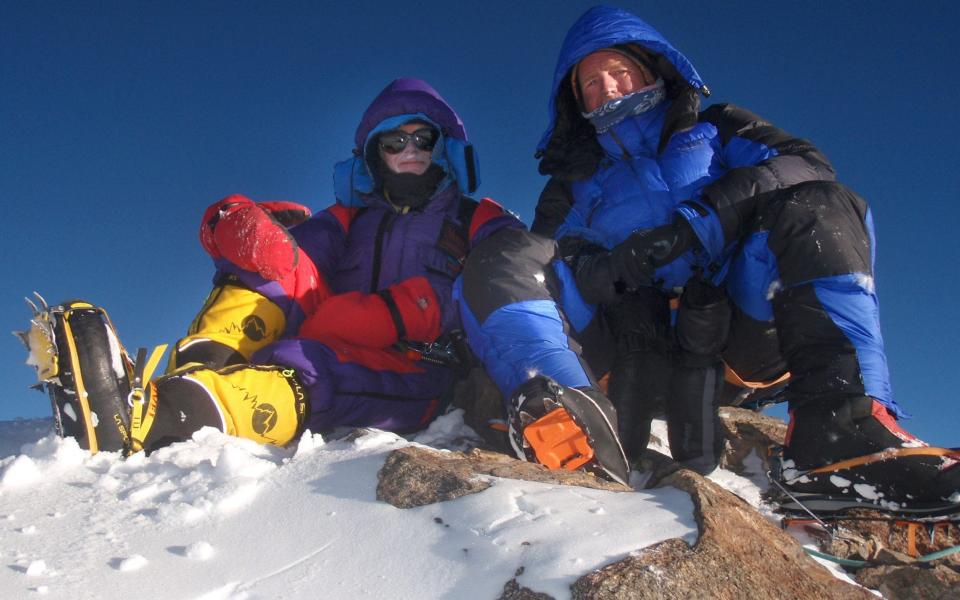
[917,545,960,563]
[803,544,960,568]
[803,548,867,568]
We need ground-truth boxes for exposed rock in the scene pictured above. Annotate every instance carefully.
[821,510,960,568]
[498,567,555,600]
[717,406,787,474]
[376,446,627,509]
[376,442,869,599]
[570,467,872,599]
[375,412,955,598]
[798,509,960,599]
[855,563,960,600]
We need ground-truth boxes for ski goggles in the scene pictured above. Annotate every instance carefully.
[378,127,438,154]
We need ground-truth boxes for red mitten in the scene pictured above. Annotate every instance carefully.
[199,194,299,281]
[300,291,398,348]
[384,276,442,343]
[299,277,442,348]
[258,201,312,228]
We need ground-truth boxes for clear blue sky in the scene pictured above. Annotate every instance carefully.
[2,1,958,446]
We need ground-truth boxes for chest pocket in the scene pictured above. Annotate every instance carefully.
[421,218,468,280]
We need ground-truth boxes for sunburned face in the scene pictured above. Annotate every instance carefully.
[378,122,434,175]
[577,50,656,112]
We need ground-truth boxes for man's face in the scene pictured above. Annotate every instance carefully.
[379,122,434,175]
[577,50,656,112]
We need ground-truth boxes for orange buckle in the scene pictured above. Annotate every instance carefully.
[523,408,594,471]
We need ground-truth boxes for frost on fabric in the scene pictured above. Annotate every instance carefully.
[766,279,783,300]
[852,273,875,294]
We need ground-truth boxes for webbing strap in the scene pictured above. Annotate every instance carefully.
[61,313,98,454]
[806,446,960,476]
[126,344,168,455]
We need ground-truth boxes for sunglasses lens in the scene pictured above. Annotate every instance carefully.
[411,128,437,151]
[378,127,438,155]
[379,132,409,154]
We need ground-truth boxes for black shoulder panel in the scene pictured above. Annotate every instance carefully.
[531,177,575,238]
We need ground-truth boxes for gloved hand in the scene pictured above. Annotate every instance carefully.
[571,220,697,304]
[611,220,697,288]
[199,195,311,281]
[299,276,441,348]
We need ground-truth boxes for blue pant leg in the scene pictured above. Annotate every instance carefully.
[457,228,597,407]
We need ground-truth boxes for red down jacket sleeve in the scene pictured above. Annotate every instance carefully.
[298,276,442,348]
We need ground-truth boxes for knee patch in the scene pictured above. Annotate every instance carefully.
[129,364,308,454]
[170,284,287,370]
[766,181,872,285]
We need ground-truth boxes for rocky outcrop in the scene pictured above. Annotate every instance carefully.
[571,463,871,599]
[713,409,960,600]
[376,446,626,509]
[856,563,960,600]
[717,406,787,474]
[375,408,958,599]
[375,443,869,599]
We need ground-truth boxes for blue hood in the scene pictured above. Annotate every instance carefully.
[537,5,706,152]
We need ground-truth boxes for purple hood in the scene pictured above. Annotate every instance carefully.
[334,78,480,207]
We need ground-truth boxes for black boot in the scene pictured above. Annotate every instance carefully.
[507,376,629,485]
[19,298,135,453]
[783,396,960,506]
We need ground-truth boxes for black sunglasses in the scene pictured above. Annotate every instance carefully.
[378,127,438,155]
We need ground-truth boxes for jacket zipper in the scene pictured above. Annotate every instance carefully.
[369,212,393,292]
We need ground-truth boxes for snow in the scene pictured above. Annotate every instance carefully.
[0,411,703,600]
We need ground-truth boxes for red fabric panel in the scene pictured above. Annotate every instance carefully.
[327,204,360,235]
[277,251,330,317]
[468,197,506,242]
[328,343,425,374]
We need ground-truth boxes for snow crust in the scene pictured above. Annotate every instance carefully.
[0,412,700,600]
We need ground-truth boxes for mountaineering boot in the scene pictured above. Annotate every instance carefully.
[607,350,670,463]
[781,396,960,507]
[507,375,630,486]
[128,363,309,455]
[17,296,135,453]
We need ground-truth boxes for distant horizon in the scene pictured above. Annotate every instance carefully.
[2,1,958,446]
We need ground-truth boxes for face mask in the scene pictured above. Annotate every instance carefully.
[582,78,666,133]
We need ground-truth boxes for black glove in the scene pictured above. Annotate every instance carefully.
[570,244,621,305]
[568,220,698,304]
[611,220,697,289]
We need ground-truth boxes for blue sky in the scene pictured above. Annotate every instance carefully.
[2,1,958,446]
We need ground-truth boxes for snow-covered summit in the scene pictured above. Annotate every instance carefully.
[0,412,702,599]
